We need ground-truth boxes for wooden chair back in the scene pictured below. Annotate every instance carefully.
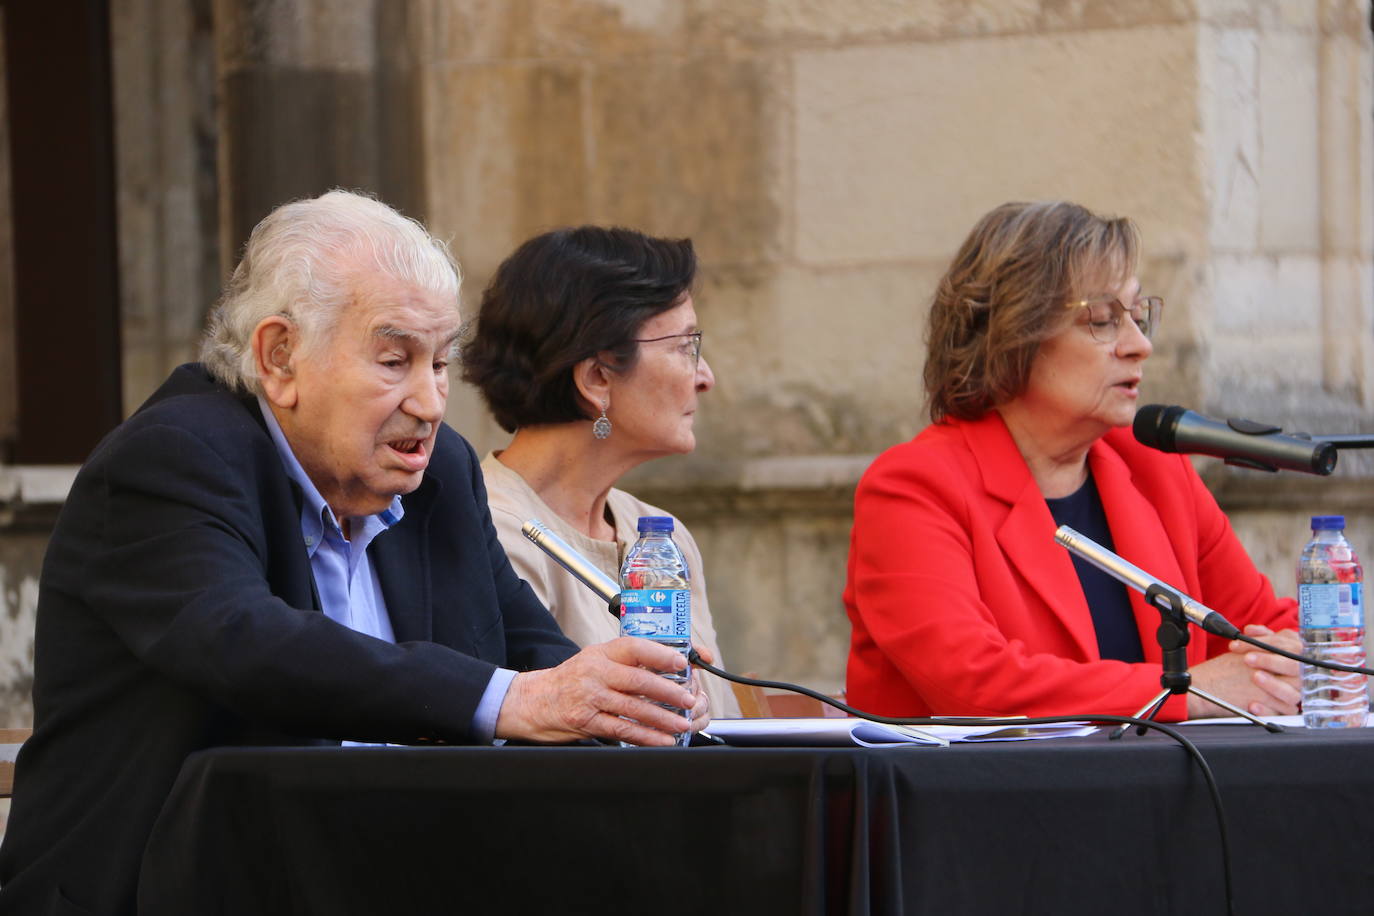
[729,681,849,718]
[1,728,33,797]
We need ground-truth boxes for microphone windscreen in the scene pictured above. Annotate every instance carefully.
[1132,404,1183,451]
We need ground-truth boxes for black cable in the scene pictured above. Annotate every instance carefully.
[1233,631,1374,675]
[690,652,1237,916]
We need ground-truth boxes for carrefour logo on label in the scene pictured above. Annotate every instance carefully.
[650,591,668,603]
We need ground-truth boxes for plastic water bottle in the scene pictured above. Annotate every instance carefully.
[1298,515,1368,728]
[620,516,692,746]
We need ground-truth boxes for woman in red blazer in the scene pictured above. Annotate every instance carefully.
[844,201,1300,720]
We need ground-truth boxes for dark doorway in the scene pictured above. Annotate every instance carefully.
[2,0,123,464]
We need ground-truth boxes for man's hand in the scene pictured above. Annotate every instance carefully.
[1188,625,1303,718]
[495,637,706,746]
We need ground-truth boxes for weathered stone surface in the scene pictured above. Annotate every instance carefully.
[1125,252,1201,410]
[1258,31,1322,250]
[423,60,592,279]
[218,0,425,259]
[112,0,219,413]
[1220,483,1368,598]
[412,0,539,61]
[1201,26,1261,250]
[792,26,1206,266]
[1201,0,1374,32]
[1319,0,1373,35]
[419,0,691,61]
[695,0,1197,44]
[216,0,379,72]
[701,0,1040,43]
[1195,10,1373,422]
[692,510,852,693]
[1319,32,1374,259]
[527,0,690,57]
[0,534,42,729]
[1212,253,1323,334]
[688,262,934,460]
[585,53,784,264]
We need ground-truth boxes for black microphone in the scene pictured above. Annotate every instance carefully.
[1133,404,1337,475]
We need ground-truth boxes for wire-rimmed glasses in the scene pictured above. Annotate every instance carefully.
[633,330,703,366]
[1067,295,1163,343]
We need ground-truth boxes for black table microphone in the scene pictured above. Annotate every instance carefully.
[1133,404,1337,475]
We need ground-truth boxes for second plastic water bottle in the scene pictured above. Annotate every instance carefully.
[1298,515,1368,728]
[620,516,692,746]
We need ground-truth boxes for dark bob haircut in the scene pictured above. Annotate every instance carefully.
[462,226,696,433]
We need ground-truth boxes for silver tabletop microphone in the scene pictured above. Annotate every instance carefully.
[1054,525,1241,639]
[520,519,621,612]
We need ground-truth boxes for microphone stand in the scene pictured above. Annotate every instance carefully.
[1114,584,1282,739]
[1313,435,1374,449]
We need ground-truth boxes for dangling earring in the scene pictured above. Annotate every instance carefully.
[592,402,612,440]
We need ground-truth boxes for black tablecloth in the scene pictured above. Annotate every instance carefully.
[137,725,1374,915]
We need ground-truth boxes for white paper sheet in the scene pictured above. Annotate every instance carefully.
[1177,714,1374,728]
[703,717,1098,748]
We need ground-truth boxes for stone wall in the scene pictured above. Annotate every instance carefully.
[416,0,1374,691]
[0,0,1371,720]
[0,530,43,729]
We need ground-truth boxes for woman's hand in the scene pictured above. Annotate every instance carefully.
[1187,625,1303,718]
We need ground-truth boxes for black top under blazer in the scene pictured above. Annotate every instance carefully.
[0,364,577,916]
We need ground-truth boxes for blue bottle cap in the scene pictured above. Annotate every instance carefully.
[636,516,675,533]
[1311,515,1346,530]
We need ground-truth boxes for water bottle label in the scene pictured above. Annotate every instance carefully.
[619,588,691,640]
[1298,582,1363,628]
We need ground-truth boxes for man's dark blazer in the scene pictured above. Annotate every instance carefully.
[0,364,578,915]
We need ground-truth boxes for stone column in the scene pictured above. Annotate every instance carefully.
[1193,1,1374,577]
[112,0,221,413]
[1194,0,1373,425]
[215,0,427,266]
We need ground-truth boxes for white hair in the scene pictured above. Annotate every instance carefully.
[200,189,462,394]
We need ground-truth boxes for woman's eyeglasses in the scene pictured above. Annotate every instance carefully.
[1067,295,1163,343]
[633,330,704,366]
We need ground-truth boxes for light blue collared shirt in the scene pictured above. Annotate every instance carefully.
[258,399,514,743]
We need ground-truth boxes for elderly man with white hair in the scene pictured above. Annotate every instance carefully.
[0,190,705,916]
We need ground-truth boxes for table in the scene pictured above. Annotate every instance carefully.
[137,725,1374,915]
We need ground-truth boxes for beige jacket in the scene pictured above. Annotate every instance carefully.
[481,452,741,718]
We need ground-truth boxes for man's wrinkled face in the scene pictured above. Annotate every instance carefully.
[265,272,461,525]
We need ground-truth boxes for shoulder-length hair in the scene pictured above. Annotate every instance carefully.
[923,200,1139,423]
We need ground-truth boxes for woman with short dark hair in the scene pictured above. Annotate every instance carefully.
[464,226,740,717]
[845,201,1300,720]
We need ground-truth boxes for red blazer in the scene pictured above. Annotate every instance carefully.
[844,412,1297,720]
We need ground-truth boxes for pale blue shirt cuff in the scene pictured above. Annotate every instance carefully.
[474,667,517,744]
